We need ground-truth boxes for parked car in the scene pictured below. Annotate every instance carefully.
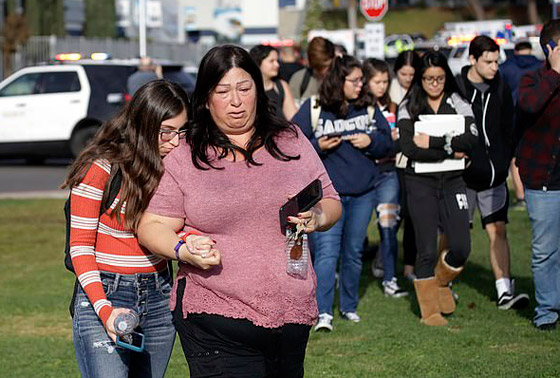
[0,59,196,162]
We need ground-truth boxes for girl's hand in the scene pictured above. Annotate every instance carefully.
[179,244,221,270]
[347,133,372,149]
[391,128,399,141]
[287,206,324,234]
[413,132,430,149]
[105,308,134,343]
[318,136,342,151]
[454,152,467,159]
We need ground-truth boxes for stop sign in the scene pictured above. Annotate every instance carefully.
[360,0,388,22]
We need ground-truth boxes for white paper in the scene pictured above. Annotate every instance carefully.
[414,115,465,173]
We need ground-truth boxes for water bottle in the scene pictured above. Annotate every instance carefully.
[114,310,139,335]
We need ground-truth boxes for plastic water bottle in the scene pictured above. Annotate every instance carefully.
[114,310,139,335]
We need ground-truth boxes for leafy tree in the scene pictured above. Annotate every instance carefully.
[25,0,65,36]
[301,0,324,42]
[84,0,116,38]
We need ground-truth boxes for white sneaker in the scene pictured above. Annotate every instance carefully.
[341,311,361,323]
[382,277,409,298]
[314,313,333,332]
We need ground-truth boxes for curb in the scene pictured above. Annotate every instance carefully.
[0,190,70,199]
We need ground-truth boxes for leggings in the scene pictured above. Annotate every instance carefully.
[397,168,417,266]
[405,173,471,279]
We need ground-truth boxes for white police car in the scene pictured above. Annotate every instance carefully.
[0,59,137,161]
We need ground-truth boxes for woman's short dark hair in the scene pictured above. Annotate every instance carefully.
[404,50,460,120]
[469,35,499,61]
[362,58,392,107]
[319,54,369,117]
[189,44,298,170]
[540,19,560,59]
[393,50,421,75]
[249,45,278,68]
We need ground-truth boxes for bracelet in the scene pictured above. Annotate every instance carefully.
[174,239,186,261]
[444,133,453,156]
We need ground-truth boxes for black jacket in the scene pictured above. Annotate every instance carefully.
[457,66,515,191]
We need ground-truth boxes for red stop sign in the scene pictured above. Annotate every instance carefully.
[360,0,388,21]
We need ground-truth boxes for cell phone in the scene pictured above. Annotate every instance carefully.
[279,179,323,234]
[116,331,145,353]
[326,132,343,139]
[545,39,557,56]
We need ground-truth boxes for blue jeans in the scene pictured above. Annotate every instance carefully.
[372,170,400,282]
[525,189,560,327]
[73,270,175,378]
[311,189,376,314]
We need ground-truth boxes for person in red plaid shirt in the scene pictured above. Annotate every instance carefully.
[516,19,560,331]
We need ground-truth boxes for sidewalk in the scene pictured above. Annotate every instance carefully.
[0,190,69,199]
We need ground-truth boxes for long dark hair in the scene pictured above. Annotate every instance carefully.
[319,54,369,117]
[362,58,392,107]
[189,44,298,170]
[393,50,420,75]
[249,45,278,68]
[404,50,460,120]
[62,80,189,230]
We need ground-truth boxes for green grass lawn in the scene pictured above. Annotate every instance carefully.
[0,199,558,377]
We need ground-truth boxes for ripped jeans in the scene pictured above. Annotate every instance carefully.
[372,170,400,283]
[72,271,175,378]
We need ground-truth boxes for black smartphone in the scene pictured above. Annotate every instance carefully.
[326,132,343,139]
[116,331,145,353]
[279,179,323,234]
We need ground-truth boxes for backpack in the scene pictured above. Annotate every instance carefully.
[65,167,122,317]
[64,168,122,272]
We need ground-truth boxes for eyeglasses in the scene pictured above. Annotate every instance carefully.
[422,76,446,85]
[345,77,364,86]
[159,129,187,142]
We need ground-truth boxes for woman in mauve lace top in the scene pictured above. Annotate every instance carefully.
[137,45,341,378]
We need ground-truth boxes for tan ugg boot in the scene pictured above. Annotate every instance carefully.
[434,250,464,315]
[413,278,448,326]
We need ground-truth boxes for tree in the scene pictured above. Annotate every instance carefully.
[301,0,324,42]
[2,11,29,76]
[84,0,116,38]
[25,0,65,36]
[465,0,485,20]
[527,0,540,25]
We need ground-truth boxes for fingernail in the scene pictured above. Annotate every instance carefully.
[212,239,217,243]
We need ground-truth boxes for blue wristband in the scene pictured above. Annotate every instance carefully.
[174,239,186,261]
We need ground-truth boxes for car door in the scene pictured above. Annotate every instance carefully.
[0,71,41,143]
[30,67,90,142]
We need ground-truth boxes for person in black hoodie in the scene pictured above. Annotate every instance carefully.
[457,36,529,311]
[398,51,478,326]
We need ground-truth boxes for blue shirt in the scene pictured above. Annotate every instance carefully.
[292,99,393,196]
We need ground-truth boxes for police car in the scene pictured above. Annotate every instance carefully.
[0,55,195,162]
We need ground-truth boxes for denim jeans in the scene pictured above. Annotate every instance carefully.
[372,170,400,282]
[311,188,376,314]
[73,270,175,378]
[525,189,560,327]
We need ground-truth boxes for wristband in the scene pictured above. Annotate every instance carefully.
[174,239,186,261]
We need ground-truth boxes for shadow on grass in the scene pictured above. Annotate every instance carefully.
[459,259,535,321]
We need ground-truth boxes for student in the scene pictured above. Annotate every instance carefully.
[398,51,478,326]
[250,44,298,120]
[289,37,335,105]
[516,19,560,331]
[292,55,393,331]
[62,80,192,377]
[456,35,530,310]
[362,58,408,298]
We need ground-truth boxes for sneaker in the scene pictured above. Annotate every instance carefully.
[314,313,333,332]
[511,199,526,211]
[383,278,409,298]
[404,273,417,282]
[341,311,361,323]
[497,292,530,310]
[536,321,557,331]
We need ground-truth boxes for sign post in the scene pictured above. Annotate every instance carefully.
[360,0,389,22]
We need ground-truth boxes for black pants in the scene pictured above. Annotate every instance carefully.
[405,174,471,279]
[173,279,311,378]
[397,168,417,267]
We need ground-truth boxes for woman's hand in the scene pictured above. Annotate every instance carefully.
[453,152,467,159]
[318,136,342,151]
[105,308,134,343]
[347,133,372,149]
[413,132,430,149]
[178,242,221,270]
[185,234,215,258]
[391,128,399,141]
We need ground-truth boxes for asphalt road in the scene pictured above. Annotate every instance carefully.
[0,159,71,198]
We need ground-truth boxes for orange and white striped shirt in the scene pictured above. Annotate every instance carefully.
[70,159,167,325]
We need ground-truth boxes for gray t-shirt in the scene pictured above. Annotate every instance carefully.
[471,81,490,94]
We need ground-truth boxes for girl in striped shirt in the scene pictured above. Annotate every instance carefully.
[62,80,205,377]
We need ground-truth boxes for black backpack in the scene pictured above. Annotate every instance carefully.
[65,168,122,317]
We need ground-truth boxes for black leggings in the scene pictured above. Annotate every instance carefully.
[405,174,471,279]
[397,168,417,266]
[173,279,311,378]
